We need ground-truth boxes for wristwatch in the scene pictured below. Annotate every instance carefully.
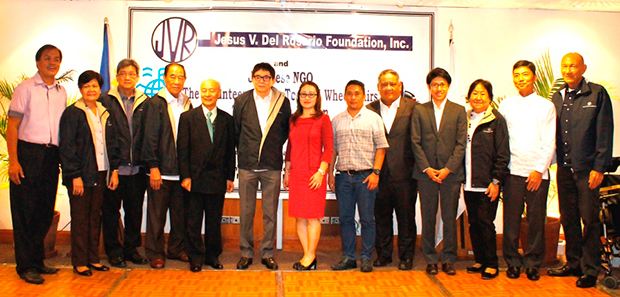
[492,179,500,186]
[372,169,381,175]
[318,168,326,175]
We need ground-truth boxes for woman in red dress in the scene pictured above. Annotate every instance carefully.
[283,81,333,270]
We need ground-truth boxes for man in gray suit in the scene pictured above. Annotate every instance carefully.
[411,67,467,276]
[366,69,419,270]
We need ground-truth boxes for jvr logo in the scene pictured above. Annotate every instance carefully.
[151,17,197,63]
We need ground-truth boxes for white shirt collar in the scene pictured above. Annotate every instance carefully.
[165,88,182,106]
[432,98,448,110]
[380,96,401,110]
[201,104,217,119]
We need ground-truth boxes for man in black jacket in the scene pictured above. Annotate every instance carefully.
[178,79,235,272]
[99,59,149,268]
[366,69,418,270]
[142,63,192,269]
[548,53,613,288]
[233,63,291,270]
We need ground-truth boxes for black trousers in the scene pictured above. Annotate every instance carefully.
[374,177,417,260]
[68,172,106,266]
[186,192,225,265]
[10,141,59,275]
[557,166,602,277]
[145,180,186,260]
[102,169,147,258]
[502,174,549,269]
[464,190,499,268]
[418,179,461,264]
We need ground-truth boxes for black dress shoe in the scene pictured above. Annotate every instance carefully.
[126,252,148,265]
[294,259,317,270]
[425,264,438,275]
[88,264,110,271]
[506,266,521,279]
[466,264,484,274]
[20,269,44,284]
[373,256,392,267]
[526,268,540,281]
[205,259,223,270]
[331,257,357,270]
[190,263,202,273]
[261,257,278,270]
[576,275,598,288]
[398,258,413,271]
[548,264,583,277]
[73,266,93,276]
[38,266,59,274]
[108,256,127,268]
[237,257,253,270]
[481,268,499,280]
[442,263,456,275]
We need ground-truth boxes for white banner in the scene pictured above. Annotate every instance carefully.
[128,7,434,113]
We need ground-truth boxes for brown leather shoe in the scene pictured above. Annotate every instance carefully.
[168,253,190,262]
[150,258,165,269]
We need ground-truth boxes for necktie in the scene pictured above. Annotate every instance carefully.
[207,111,214,142]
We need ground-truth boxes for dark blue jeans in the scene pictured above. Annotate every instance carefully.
[335,171,378,260]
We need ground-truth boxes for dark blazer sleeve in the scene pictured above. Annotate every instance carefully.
[141,98,161,169]
[59,107,83,180]
[225,113,236,181]
[177,110,191,181]
[492,111,510,183]
[232,95,245,148]
[594,86,614,173]
[444,104,467,173]
[106,114,120,171]
[411,106,431,172]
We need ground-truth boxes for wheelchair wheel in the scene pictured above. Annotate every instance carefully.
[603,275,619,289]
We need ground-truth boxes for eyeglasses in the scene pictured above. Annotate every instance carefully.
[299,93,317,98]
[253,75,272,82]
[118,72,137,78]
[430,82,448,89]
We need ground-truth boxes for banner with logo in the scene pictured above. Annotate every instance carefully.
[129,7,434,113]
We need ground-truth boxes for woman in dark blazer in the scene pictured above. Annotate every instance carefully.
[59,71,119,276]
[463,79,510,280]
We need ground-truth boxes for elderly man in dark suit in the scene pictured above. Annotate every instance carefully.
[178,79,235,272]
[366,69,419,270]
[547,53,613,288]
[411,67,467,276]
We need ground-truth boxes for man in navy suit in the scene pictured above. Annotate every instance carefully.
[178,79,235,272]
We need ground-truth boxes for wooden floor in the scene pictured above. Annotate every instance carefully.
[1,265,619,297]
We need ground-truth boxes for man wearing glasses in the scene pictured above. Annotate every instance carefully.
[99,59,150,268]
[411,67,466,276]
[233,63,291,270]
[142,63,192,269]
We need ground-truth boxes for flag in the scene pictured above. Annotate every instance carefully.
[435,21,468,247]
[100,17,114,93]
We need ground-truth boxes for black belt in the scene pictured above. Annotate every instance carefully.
[341,169,372,175]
